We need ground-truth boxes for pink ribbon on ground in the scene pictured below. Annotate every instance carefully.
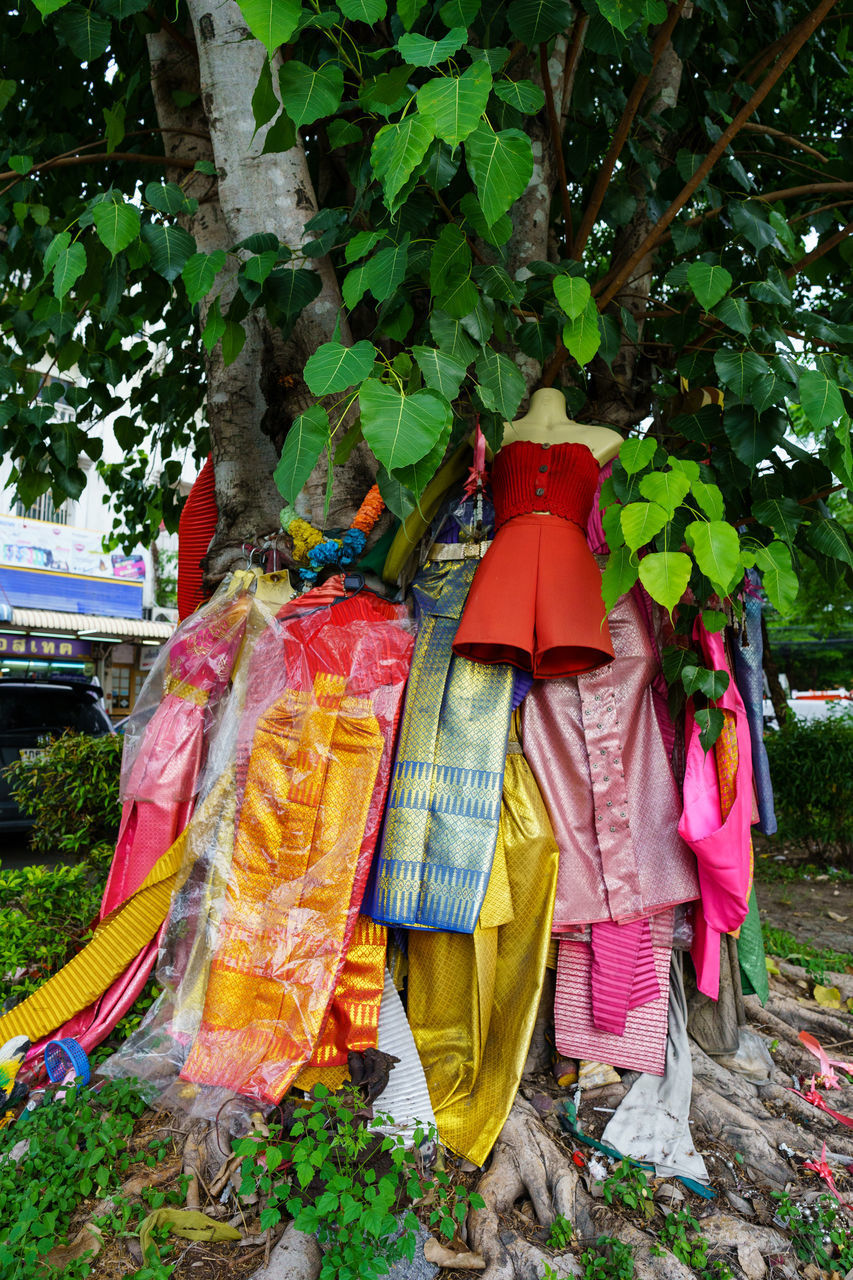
[803,1141,852,1208]
[790,1085,853,1129]
[799,1031,853,1089]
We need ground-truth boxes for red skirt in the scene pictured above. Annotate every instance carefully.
[452,513,614,678]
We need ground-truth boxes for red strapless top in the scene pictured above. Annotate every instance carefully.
[491,440,600,530]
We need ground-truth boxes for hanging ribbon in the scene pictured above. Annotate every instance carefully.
[463,421,487,498]
[789,1084,853,1129]
[799,1031,853,1088]
[803,1141,852,1209]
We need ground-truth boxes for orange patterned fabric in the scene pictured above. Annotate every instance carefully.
[714,708,753,933]
[181,586,412,1103]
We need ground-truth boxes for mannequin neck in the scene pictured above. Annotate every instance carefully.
[518,388,573,430]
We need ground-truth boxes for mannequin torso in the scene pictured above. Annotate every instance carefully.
[501,388,623,467]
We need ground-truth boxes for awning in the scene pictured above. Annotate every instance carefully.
[7,608,175,643]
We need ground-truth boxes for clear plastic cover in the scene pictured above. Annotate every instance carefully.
[102,580,414,1118]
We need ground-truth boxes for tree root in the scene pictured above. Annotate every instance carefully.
[690,1080,792,1186]
[764,992,852,1043]
[247,1222,321,1280]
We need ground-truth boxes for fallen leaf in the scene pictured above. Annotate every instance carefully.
[424,1237,486,1269]
[46,1224,102,1269]
[814,985,843,1009]
[827,911,848,923]
[765,957,781,975]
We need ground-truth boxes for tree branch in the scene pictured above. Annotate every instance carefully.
[560,13,589,119]
[0,151,195,187]
[757,180,853,201]
[571,0,686,259]
[539,43,573,249]
[739,121,829,162]
[593,0,840,311]
[785,219,853,277]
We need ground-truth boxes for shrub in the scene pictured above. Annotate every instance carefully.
[764,710,853,866]
[0,861,106,1003]
[4,731,122,859]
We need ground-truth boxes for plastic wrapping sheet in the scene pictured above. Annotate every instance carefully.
[104,579,414,1115]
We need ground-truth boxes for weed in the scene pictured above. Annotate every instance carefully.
[234,1084,483,1280]
[546,1213,573,1249]
[761,924,853,984]
[773,1189,853,1272]
[601,1160,654,1219]
[0,1077,148,1279]
[580,1234,635,1280]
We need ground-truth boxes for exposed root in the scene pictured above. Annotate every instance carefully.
[588,1214,695,1280]
[690,1080,792,1186]
[764,992,852,1042]
[247,1221,321,1280]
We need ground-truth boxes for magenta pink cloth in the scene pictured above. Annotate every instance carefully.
[555,914,673,1075]
[590,917,659,1035]
[679,622,753,999]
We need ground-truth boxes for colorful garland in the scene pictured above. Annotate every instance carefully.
[281,484,385,582]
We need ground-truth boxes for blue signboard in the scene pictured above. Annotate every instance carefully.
[0,566,143,618]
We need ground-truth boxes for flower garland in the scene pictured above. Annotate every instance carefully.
[281,484,385,582]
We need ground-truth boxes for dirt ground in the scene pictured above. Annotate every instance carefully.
[754,840,853,956]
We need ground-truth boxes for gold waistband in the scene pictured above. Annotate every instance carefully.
[165,674,210,706]
[426,540,492,562]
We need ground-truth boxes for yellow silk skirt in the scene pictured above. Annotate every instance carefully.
[407,731,559,1166]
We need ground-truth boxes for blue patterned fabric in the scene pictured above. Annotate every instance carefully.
[731,572,777,836]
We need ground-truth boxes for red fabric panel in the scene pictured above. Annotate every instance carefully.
[178,454,218,621]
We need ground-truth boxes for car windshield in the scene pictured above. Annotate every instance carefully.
[0,686,107,735]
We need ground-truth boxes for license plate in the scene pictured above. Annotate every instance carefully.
[19,747,46,761]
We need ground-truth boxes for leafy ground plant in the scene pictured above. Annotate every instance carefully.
[546,1212,573,1250]
[234,1083,483,1280]
[761,925,853,985]
[773,1189,853,1272]
[0,1077,154,1279]
[601,1160,655,1220]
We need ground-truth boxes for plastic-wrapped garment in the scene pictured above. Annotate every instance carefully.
[731,571,777,835]
[406,725,559,1166]
[105,571,256,915]
[5,574,256,1066]
[522,576,699,929]
[554,912,674,1075]
[180,584,413,1103]
[680,622,753,1000]
[366,500,515,935]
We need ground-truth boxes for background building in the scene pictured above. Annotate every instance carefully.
[0,374,196,722]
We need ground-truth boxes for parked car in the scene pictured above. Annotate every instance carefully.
[0,677,114,833]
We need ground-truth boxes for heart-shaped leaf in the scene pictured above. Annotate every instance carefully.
[754,540,798,614]
[620,500,669,551]
[685,519,742,594]
[492,78,545,113]
[475,349,526,420]
[274,404,330,505]
[686,261,732,310]
[638,550,692,613]
[619,438,656,475]
[465,124,533,226]
[412,346,469,400]
[601,545,639,611]
[713,349,770,400]
[696,706,725,753]
[638,469,690,515]
[303,340,377,396]
[278,61,344,127]
[360,380,451,470]
[182,251,226,305]
[141,223,196,282]
[397,26,467,65]
[553,275,591,321]
[798,369,845,430]
[681,664,730,700]
[507,0,573,44]
[371,116,434,212]
[237,0,302,55]
[92,199,140,256]
[418,62,492,147]
[562,297,601,367]
[52,241,87,298]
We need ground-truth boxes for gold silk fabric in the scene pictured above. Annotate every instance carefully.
[181,673,387,1102]
[407,732,559,1166]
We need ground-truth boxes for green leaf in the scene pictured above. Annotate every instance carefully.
[141,223,196,282]
[459,193,512,246]
[56,5,110,61]
[278,61,344,127]
[601,545,639,611]
[798,369,845,430]
[562,297,601,367]
[492,78,545,113]
[638,469,690,514]
[686,261,733,310]
[145,181,195,215]
[397,27,467,65]
[723,405,785,468]
[507,0,573,44]
[222,320,247,366]
[474,263,524,304]
[751,367,792,414]
[345,230,385,264]
[754,540,798,613]
[475,349,526,420]
[418,62,493,147]
[261,110,298,154]
[251,58,279,132]
[696,707,725,753]
[620,501,669,551]
[366,237,409,302]
[92,199,140,256]
[596,0,645,34]
[806,516,853,568]
[265,267,322,318]
[713,349,770,401]
[553,275,591,321]
[412,346,469,400]
[9,154,32,174]
[465,124,533,226]
[751,497,805,542]
[274,405,330,505]
[439,0,480,24]
[731,201,776,252]
[395,415,453,499]
[685,519,741,594]
[360,381,451,471]
[619,437,656,475]
[638,551,692,613]
[399,0,427,27]
[713,295,753,337]
[376,467,415,521]
[691,480,725,522]
[194,160,218,176]
[0,80,16,112]
[243,250,279,284]
[338,0,386,18]
[327,118,362,148]
[32,0,71,15]
[303,340,377,395]
[201,297,225,352]
[52,241,86,298]
[371,116,434,212]
[237,0,302,55]
[430,311,478,365]
[102,101,125,152]
[359,66,413,117]
[342,262,370,309]
[431,223,473,299]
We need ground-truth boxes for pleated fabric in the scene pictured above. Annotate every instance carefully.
[366,555,515,934]
[406,732,559,1166]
